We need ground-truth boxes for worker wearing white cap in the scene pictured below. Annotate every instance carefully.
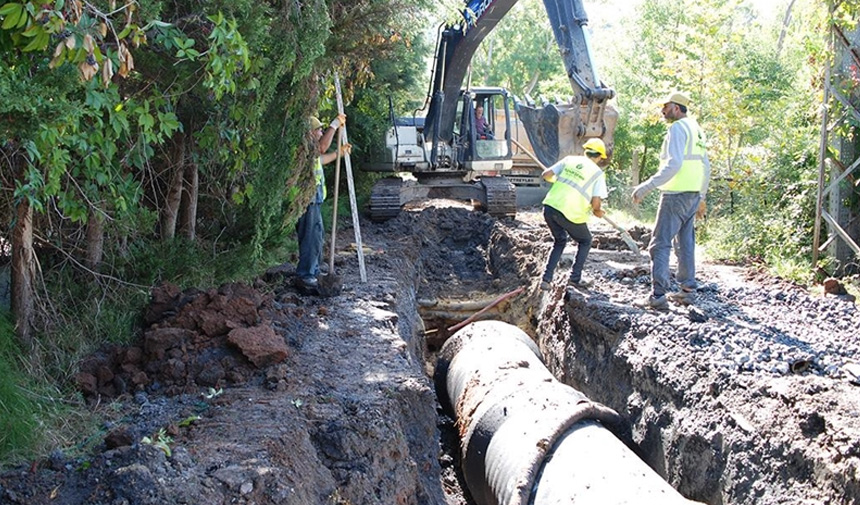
[296,113,348,293]
[632,91,711,309]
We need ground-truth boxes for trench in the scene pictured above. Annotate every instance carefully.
[373,205,858,505]
[399,206,697,503]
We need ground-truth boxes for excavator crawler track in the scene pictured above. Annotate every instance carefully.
[369,177,405,222]
[481,176,517,219]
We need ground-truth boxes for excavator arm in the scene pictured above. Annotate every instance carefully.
[517,0,617,166]
[424,0,520,145]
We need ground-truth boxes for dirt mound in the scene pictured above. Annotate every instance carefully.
[75,283,310,399]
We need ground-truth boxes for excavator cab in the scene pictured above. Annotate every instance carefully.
[456,88,513,174]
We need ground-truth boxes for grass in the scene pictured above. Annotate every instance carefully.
[0,313,40,462]
[0,235,285,467]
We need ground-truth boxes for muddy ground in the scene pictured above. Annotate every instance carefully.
[0,202,858,505]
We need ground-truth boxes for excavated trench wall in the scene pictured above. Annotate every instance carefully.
[409,208,857,505]
[482,221,859,505]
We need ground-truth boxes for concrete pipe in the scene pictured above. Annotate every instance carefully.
[435,320,698,505]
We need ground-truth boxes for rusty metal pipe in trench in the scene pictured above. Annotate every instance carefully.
[435,320,698,505]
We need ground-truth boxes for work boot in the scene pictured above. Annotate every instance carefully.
[569,278,592,289]
[667,289,695,305]
[634,294,668,310]
[540,281,551,291]
[296,276,320,295]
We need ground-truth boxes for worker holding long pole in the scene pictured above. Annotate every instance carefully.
[295,114,350,294]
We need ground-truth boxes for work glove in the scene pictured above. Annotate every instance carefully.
[330,113,347,129]
[632,183,650,204]
[695,198,707,220]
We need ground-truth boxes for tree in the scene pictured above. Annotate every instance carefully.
[1,0,437,357]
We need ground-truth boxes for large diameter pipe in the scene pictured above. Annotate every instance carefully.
[435,320,699,505]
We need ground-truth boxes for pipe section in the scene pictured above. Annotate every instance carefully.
[435,320,698,505]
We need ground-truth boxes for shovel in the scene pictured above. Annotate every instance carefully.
[509,138,641,255]
[600,213,641,256]
[317,127,343,297]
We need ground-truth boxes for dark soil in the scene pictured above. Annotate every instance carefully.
[1,202,858,505]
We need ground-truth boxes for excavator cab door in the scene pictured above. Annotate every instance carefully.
[458,88,513,173]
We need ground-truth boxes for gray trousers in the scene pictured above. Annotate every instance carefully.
[649,192,701,297]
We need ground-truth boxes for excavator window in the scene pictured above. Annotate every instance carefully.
[475,94,509,160]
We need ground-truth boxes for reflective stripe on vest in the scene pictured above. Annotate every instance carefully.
[542,156,602,224]
[659,117,706,192]
[314,157,326,201]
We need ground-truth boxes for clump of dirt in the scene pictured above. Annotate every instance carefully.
[75,282,306,399]
[1,204,858,505]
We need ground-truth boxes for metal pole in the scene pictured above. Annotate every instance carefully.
[814,63,830,269]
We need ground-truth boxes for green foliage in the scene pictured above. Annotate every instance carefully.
[471,0,566,98]
[0,310,39,462]
[0,0,461,467]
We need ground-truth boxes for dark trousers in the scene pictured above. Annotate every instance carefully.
[296,202,323,280]
[542,205,592,283]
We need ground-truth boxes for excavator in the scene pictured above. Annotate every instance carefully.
[365,0,618,221]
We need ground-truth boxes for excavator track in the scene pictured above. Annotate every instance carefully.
[480,176,517,219]
[369,177,405,222]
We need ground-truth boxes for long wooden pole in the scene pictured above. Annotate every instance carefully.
[334,73,367,282]
[328,131,342,275]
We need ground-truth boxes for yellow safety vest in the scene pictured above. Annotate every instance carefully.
[659,117,707,192]
[542,156,603,224]
[313,157,326,201]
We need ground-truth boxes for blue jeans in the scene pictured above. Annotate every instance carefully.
[649,192,701,297]
[296,202,324,280]
[542,205,592,283]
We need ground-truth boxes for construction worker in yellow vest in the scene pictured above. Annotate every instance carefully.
[540,138,608,290]
[296,114,349,293]
[632,91,711,309]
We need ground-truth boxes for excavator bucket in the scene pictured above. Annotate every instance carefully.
[515,100,618,167]
[514,0,618,167]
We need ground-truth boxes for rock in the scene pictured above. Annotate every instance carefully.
[144,283,182,325]
[109,464,164,504]
[104,427,134,450]
[823,277,847,295]
[688,306,708,323]
[227,326,288,368]
[75,372,98,396]
[144,327,197,361]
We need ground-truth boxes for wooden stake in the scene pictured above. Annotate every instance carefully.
[447,287,525,333]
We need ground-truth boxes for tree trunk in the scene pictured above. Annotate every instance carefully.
[11,196,35,351]
[776,0,796,58]
[631,149,641,187]
[179,160,198,241]
[161,134,186,240]
[85,209,105,271]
